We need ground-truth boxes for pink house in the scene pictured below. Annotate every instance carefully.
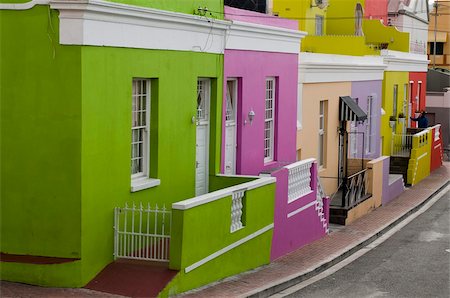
[221,6,329,261]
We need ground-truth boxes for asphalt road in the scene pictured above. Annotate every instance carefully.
[285,190,450,298]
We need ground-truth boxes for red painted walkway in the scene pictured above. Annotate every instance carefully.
[85,259,178,297]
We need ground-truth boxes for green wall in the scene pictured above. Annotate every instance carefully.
[164,182,275,295]
[79,46,224,284]
[1,5,224,287]
[1,6,82,259]
[107,0,224,17]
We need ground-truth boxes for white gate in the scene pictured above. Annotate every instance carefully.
[114,202,171,262]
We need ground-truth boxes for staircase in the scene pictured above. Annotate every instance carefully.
[389,156,409,185]
[315,199,329,233]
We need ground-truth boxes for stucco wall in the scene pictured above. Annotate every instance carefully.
[351,80,383,159]
[298,82,351,195]
[381,71,409,155]
[409,72,428,128]
[222,50,298,175]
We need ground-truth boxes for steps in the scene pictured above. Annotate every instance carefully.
[389,156,409,184]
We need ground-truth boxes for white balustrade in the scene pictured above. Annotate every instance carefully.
[285,158,315,203]
[230,189,245,232]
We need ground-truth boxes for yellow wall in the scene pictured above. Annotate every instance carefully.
[298,82,351,195]
[407,130,432,185]
[381,71,409,155]
[326,0,364,36]
[272,0,327,35]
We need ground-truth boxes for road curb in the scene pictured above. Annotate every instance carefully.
[247,180,450,298]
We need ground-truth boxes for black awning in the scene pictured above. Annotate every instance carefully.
[339,96,367,122]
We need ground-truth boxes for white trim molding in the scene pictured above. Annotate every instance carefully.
[172,177,276,210]
[299,53,386,83]
[49,0,230,54]
[184,223,274,273]
[0,0,49,10]
[380,50,429,72]
[226,21,306,54]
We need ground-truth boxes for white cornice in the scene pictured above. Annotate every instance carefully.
[0,0,49,10]
[298,53,386,83]
[380,50,429,72]
[49,0,230,54]
[226,21,306,54]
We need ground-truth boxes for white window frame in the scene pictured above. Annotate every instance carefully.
[264,77,276,163]
[131,78,160,192]
[366,95,374,154]
[319,100,326,167]
[417,81,422,111]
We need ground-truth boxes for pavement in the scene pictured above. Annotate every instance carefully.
[1,162,449,298]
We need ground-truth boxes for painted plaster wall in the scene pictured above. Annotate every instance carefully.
[298,82,352,195]
[1,7,82,259]
[1,5,225,287]
[270,163,326,261]
[326,0,364,36]
[364,0,388,24]
[79,47,223,284]
[106,0,224,17]
[222,50,298,175]
[351,80,382,159]
[409,72,428,123]
[271,0,326,35]
[165,182,275,295]
[430,126,443,172]
[225,5,297,29]
[381,71,409,155]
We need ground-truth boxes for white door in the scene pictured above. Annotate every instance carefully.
[224,79,237,175]
[195,79,210,196]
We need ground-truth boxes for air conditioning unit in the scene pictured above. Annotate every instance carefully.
[315,0,329,9]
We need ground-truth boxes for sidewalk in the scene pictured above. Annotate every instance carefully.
[180,162,450,298]
[1,163,449,298]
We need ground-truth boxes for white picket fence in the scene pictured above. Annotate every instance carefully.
[114,202,171,262]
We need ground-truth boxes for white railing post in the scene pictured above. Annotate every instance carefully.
[230,189,245,232]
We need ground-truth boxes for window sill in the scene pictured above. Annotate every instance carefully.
[131,177,160,192]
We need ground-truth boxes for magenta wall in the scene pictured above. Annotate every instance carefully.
[270,162,327,261]
[222,50,298,175]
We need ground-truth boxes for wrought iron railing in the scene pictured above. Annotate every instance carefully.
[343,169,370,208]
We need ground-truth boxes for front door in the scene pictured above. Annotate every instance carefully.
[224,79,237,175]
[195,79,210,196]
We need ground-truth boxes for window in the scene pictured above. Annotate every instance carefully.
[429,42,444,55]
[319,100,327,167]
[366,95,374,154]
[349,98,359,158]
[392,84,398,130]
[355,4,363,36]
[264,77,276,163]
[226,79,237,122]
[417,81,422,111]
[131,78,159,192]
[315,15,323,36]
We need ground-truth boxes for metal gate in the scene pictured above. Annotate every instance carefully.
[114,202,171,262]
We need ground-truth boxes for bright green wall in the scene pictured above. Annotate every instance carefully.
[1,5,224,287]
[79,47,224,284]
[1,7,82,259]
[107,0,224,17]
[165,182,275,295]
[272,0,326,35]
[380,71,409,155]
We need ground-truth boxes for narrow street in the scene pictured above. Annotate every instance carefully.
[280,190,450,298]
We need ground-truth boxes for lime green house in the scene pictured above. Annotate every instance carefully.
[1,0,277,294]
